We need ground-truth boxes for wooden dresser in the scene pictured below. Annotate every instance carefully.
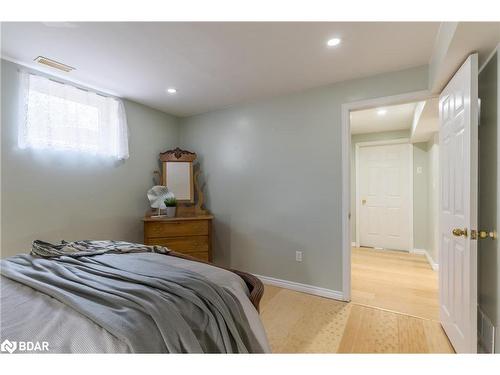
[143,214,213,262]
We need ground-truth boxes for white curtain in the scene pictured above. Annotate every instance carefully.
[18,72,129,160]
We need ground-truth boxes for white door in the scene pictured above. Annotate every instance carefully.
[439,54,478,353]
[358,142,411,251]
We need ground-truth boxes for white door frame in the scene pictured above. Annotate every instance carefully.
[354,138,414,251]
[341,89,434,301]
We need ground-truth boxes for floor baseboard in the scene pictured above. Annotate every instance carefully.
[255,274,345,301]
[411,248,426,255]
[412,248,439,271]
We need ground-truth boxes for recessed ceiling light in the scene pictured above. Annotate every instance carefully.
[327,38,341,47]
[377,109,387,116]
[166,88,177,94]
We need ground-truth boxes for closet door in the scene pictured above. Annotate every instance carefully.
[358,142,411,251]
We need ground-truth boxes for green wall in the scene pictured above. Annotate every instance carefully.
[426,134,439,265]
[179,65,429,292]
[478,50,499,351]
[413,142,429,251]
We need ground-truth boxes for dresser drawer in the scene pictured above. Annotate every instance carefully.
[147,236,209,253]
[144,220,209,238]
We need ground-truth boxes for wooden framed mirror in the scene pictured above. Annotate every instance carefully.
[160,148,196,203]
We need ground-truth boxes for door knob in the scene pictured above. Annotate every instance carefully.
[362,199,366,205]
[477,230,497,240]
[452,228,468,238]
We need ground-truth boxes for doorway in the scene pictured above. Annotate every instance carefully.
[347,99,440,320]
[340,54,481,354]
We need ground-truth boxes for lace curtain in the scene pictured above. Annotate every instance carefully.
[18,72,129,160]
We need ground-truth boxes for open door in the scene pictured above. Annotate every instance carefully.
[439,53,478,353]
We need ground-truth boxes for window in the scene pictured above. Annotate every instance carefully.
[19,72,129,160]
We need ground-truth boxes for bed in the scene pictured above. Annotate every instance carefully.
[0,241,269,353]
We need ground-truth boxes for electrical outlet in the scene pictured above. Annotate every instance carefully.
[296,251,303,262]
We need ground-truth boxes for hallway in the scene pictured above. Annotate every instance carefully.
[351,246,439,320]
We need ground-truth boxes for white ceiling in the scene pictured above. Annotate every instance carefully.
[1,22,440,117]
[430,22,500,92]
[350,102,418,135]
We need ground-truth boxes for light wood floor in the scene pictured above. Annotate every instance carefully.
[352,246,439,320]
[259,247,452,353]
[261,285,453,353]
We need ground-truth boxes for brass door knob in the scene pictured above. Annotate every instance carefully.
[362,199,367,205]
[452,228,468,238]
[478,230,497,240]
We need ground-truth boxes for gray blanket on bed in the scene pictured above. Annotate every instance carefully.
[30,239,169,258]
[0,252,264,353]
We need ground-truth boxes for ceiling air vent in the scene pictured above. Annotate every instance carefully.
[34,56,75,73]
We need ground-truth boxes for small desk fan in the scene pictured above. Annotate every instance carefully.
[147,186,175,218]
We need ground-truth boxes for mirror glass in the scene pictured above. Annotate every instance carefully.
[164,161,193,202]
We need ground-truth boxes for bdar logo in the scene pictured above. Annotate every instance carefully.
[1,339,17,354]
